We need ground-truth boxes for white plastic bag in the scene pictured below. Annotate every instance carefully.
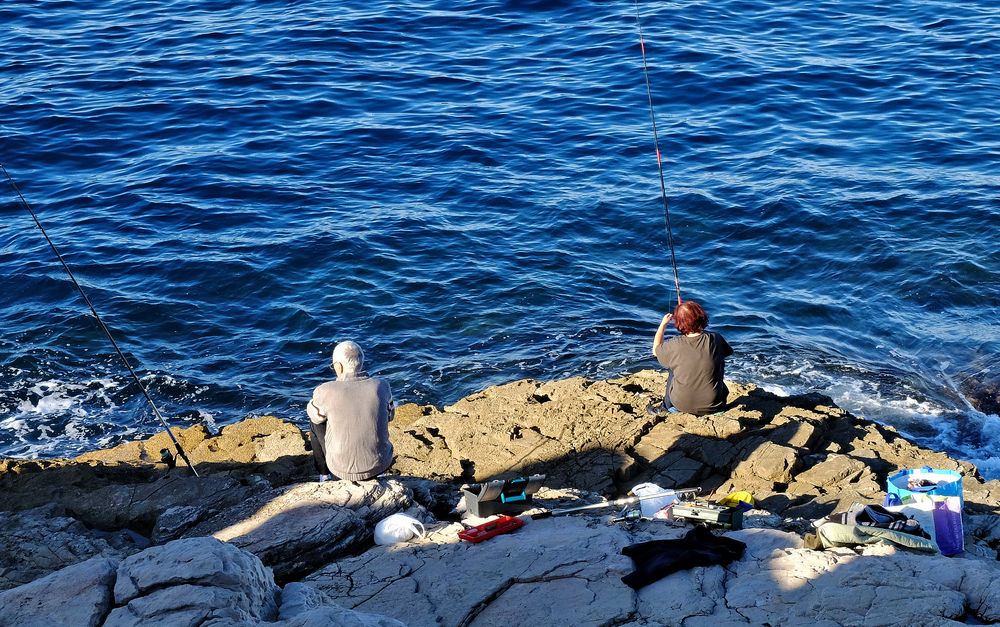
[374,513,426,546]
[632,483,677,518]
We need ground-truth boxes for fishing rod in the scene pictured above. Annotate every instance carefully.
[531,487,700,519]
[634,0,683,307]
[2,164,199,477]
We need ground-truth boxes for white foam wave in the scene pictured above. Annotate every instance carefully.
[0,417,30,433]
[733,356,999,480]
[759,384,790,397]
[0,377,126,456]
[198,411,217,432]
[15,379,120,416]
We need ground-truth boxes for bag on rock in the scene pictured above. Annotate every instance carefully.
[885,467,964,556]
[374,513,426,546]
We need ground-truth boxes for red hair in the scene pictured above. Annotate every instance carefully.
[673,301,709,335]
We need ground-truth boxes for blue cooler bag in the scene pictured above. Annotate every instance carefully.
[885,467,964,556]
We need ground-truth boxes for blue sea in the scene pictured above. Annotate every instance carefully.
[1,0,998,478]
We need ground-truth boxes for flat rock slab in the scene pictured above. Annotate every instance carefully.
[0,556,117,627]
[277,582,406,626]
[305,518,1000,626]
[725,529,1000,625]
[305,515,636,627]
[184,479,414,582]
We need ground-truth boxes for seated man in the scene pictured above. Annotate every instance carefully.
[307,340,394,481]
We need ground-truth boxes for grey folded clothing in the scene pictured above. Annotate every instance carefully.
[809,522,938,553]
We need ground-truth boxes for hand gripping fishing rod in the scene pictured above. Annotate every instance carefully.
[634,0,683,307]
[2,164,199,476]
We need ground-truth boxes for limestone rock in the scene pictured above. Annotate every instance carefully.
[278,582,333,620]
[430,375,660,484]
[967,513,1000,546]
[632,423,684,463]
[277,582,406,626]
[109,536,278,625]
[77,425,211,466]
[0,458,161,517]
[274,606,407,627]
[0,556,117,627]
[106,584,267,626]
[0,505,145,591]
[794,454,868,488]
[0,459,270,535]
[305,516,636,627]
[192,415,308,465]
[723,529,998,625]
[2,367,999,626]
[647,450,706,488]
[662,410,746,439]
[732,441,800,484]
[184,479,413,582]
[151,505,208,543]
[69,474,253,532]
[769,416,822,448]
[7,370,996,542]
[389,421,466,480]
[76,417,310,477]
[301,502,1000,626]
[964,478,1000,516]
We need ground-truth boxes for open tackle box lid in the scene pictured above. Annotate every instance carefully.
[461,474,546,517]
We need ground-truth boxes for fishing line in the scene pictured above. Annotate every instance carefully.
[2,164,199,477]
[633,0,682,306]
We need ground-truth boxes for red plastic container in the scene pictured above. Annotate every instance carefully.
[458,515,524,543]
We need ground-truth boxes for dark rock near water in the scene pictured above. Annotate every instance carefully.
[962,376,1000,416]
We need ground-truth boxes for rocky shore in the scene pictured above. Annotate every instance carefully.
[1,370,998,625]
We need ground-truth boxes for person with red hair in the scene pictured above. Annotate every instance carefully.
[651,300,733,416]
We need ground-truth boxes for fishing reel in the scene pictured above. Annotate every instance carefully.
[159,448,176,469]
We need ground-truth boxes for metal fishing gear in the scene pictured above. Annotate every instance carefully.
[2,164,199,477]
[531,487,700,519]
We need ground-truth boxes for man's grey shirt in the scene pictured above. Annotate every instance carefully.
[308,372,394,480]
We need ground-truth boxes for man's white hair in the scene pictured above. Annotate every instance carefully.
[332,340,364,375]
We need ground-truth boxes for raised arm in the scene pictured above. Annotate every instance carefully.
[652,313,673,354]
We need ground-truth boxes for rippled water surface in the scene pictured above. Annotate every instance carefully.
[2,0,998,477]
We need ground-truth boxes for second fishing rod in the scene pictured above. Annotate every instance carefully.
[2,164,199,476]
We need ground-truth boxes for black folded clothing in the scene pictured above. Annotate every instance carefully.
[621,525,747,590]
[816,503,930,539]
[855,504,929,538]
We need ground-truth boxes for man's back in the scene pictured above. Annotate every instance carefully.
[310,373,394,480]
